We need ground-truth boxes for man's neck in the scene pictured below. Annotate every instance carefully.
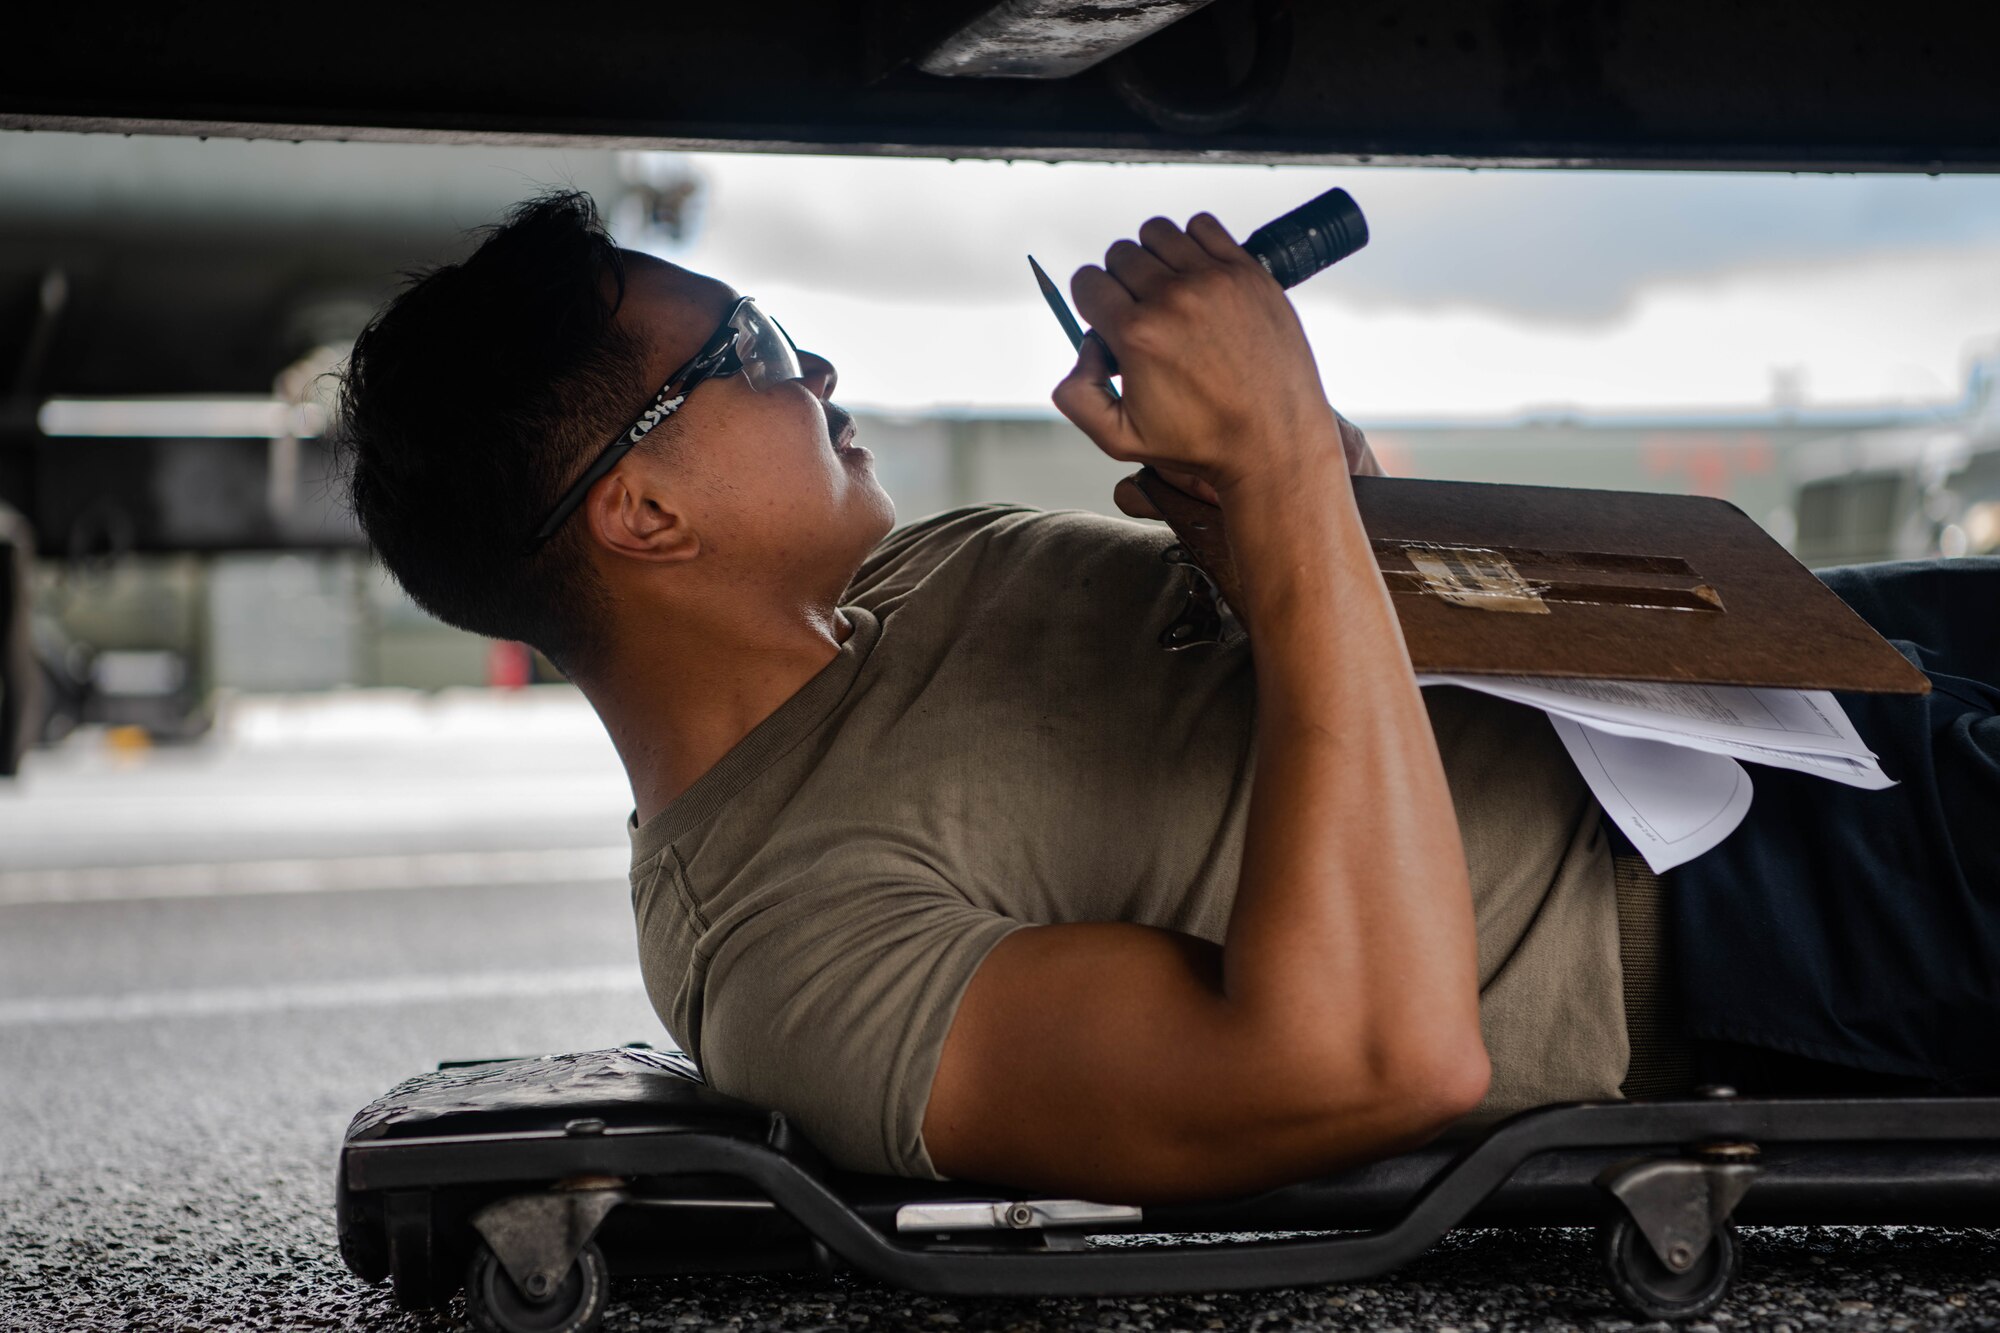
[582,601,853,827]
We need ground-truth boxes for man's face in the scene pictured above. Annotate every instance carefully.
[612,252,896,598]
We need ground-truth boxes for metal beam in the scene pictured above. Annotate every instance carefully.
[917,0,1220,79]
[2,0,1999,171]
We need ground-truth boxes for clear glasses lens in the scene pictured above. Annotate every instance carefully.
[730,301,803,391]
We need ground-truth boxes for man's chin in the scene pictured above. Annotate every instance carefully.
[860,478,897,543]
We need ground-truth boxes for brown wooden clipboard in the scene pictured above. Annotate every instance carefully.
[1132,468,1931,695]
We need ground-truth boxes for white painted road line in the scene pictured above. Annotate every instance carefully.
[0,846,630,907]
[0,965,644,1027]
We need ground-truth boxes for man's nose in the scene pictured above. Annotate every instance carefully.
[797,349,838,401]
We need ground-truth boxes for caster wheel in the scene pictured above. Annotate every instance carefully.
[1598,1217,1738,1322]
[464,1239,609,1333]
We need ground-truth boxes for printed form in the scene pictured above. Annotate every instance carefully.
[1416,676,1893,873]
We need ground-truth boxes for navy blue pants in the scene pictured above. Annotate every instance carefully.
[1669,557,2000,1092]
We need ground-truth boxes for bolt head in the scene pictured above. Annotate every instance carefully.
[1667,1243,1695,1271]
[524,1272,552,1297]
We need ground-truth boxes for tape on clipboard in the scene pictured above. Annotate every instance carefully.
[1400,544,1552,614]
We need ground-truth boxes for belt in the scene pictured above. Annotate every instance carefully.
[1614,855,1699,1098]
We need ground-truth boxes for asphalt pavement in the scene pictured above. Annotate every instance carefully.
[2,689,1996,1332]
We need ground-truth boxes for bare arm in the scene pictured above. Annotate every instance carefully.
[1111,407,1380,521]
[923,215,1484,1203]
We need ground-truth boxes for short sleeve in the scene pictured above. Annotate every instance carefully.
[845,506,1033,612]
[697,873,1023,1178]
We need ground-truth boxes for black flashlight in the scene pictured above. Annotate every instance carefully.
[1242,186,1369,289]
[1029,185,1369,391]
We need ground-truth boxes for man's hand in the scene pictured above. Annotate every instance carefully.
[928,212,1483,1205]
[1112,411,1381,523]
[1054,215,1345,502]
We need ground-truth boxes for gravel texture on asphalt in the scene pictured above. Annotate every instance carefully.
[6,706,1996,1333]
[8,1167,2000,1333]
[4,1002,1997,1333]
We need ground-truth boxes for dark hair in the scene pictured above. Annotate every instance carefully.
[334,190,650,675]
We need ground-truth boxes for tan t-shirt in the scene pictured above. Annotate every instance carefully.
[629,506,1625,1178]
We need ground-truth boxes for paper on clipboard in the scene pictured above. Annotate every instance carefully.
[1417,674,1895,873]
[1546,716,1754,872]
[1419,675,1891,774]
[1127,468,1924,870]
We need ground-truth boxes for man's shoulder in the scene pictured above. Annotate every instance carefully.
[858,503,1095,572]
[849,504,1160,604]
[857,503,1039,575]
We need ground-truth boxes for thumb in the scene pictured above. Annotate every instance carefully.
[1052,332,1141,462]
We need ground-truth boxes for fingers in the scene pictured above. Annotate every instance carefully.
[1104,238,1174,300]
[1087,215,1232,309]
[1079,212,1254,327]
[1186,212,1253,267]
[1052,333,1141,462]
[1070,263,1134,332]
[1136,216,1209,271]
[1115,469,1224,525]
[1112,475,1164,521]
[1151,465,1224,507]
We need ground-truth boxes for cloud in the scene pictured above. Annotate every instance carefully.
[632,153,2000,420]
[732,239,2000,419]
[647,154,2000,326]
[1327,170,2000,323]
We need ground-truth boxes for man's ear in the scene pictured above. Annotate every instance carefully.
[581,465,701,564]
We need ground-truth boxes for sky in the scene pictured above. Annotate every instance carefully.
[632,154,2000,421]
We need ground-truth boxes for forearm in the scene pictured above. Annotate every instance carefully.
[1218,450,1483,1101]
[939,209,1489,1197]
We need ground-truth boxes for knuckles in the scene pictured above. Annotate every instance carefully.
[1163,271,1226,313]
[1104,238,1147,267]
[1074,230,1283,382]
[1186,212,1229,243]
[1117,312,1172,358]
[1125,268,1242,339]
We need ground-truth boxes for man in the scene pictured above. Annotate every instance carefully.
[336,192,1997,1202]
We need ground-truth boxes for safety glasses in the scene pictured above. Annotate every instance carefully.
[523,296,802,554]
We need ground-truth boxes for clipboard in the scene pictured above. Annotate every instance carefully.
[1132,468,1931,695]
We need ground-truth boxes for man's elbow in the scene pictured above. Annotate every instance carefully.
[1109,1033,1492,1202]
[1224,1032,1492,1191]
[1289,1028,1491,1151]
[1374,1033,1492,1144]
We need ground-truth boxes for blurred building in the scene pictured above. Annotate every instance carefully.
[19,361,1993,729]
[4,133,1996,742]
[0,134,694,739]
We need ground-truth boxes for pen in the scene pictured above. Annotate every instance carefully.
[1028,255,1119,400]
